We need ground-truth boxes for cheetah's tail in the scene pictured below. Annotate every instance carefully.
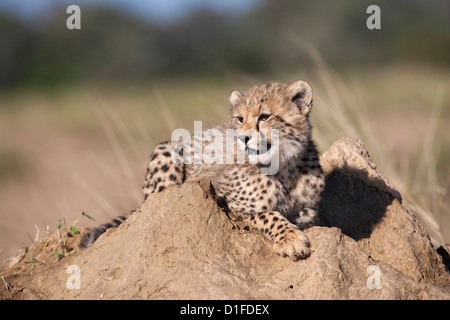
[79,209,138,248]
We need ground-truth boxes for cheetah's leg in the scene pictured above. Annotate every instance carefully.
[246,211,311,260]
[293,168,325,228]
[81,141,185,249]
[143,141,185,200]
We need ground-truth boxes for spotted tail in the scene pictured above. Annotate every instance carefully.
[80,209,139,248]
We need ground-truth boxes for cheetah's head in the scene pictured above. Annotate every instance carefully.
[229,80,313,166]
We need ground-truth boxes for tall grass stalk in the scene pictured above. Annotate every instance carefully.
[285,31,445,244]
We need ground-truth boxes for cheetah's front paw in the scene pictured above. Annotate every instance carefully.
[273,229,311,261]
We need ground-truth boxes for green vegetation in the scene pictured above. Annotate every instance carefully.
[0,0,449,88]
[0,0,448,265]
[52,212,95,259]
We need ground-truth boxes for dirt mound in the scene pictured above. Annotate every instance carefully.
[1,137,449,300]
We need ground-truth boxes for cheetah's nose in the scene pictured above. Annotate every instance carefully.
[238,135,252,145]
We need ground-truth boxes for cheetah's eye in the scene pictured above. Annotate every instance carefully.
[258,114,271,122]
[236,116,244,124]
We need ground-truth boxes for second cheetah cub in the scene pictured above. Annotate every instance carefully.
[82,80,325,261]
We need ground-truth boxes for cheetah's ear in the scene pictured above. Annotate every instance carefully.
[286,80,313,115]
[229,90,244,108]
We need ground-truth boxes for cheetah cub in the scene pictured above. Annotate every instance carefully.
[81,80,325,261]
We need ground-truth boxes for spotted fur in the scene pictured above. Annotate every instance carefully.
[81,80,325,260]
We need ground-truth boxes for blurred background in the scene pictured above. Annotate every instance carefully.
[0,0,449,266]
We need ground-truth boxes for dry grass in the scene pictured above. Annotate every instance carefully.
[0,47,449,265]
[285,33,449,244]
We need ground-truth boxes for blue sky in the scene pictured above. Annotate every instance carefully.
[0,0,260,23]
